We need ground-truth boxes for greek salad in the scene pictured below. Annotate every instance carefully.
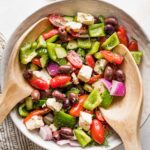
[18,12,143,147]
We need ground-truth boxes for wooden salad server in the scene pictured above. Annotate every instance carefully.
[101,44,143,150]
[0,17,50,124]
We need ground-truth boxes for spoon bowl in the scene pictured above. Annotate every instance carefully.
[101,44,143,150]
[0,17,50,124]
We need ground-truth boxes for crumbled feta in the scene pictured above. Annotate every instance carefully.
[49,124,57,132]
[77,12,94,25]
[71,72,79,85]
[46,98,62,112]
[78,65,93,82]
[92,79,106,94]
[25,115,44,130]
[94,59,108,74]
[66,21,82,32]
[79,111,92,131]
[33,69,51,84]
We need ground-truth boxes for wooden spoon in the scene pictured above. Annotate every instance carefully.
[0,17,50,124]
[101,44,143,150]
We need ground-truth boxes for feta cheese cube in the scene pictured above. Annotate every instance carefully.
[33,69,51,84]
[46,98,63,112]
[65,21,82,32]
[78,65,92,82]
[71,72,79,85]
[92,79,106,94]
[25,115,44,130]
[79,111,92,131]
[77,12,94,25]
[49,124,57,132]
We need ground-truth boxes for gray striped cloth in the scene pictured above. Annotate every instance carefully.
[0,33,44,150]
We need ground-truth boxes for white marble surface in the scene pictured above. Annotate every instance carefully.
[0,0,150,150]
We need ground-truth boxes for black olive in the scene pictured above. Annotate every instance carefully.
[105,24,115,35]
[104,65,114,81]
[23,70,32,80]
[114,69,125,82]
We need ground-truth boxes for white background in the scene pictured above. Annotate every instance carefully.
[0,0,150,149]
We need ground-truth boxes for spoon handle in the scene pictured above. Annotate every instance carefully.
[0,83,30,124]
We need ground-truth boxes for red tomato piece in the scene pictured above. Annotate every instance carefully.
[43,29,59,40]
[95,110,106,122]
[32,58,41,67]
[91,119,105,144]
[48,14,66,28]
[128,39,138,51]
[118,26,127,35]
[101,51,124,65]
[88,74,101,84]
[117,31,129,47]
[50,75,71,88]
[85,55,95,68]
[24,107,50,123]
[29,77,49,90]
[67,50,83,68]
[69,95,88,117]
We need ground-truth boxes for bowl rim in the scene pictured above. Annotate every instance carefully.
[2,0,149,149]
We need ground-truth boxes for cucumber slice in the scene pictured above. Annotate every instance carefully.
[101,32,120,50]
[32,41,38,49]
[55,46,67,58]
[63,16,74,22]
[40,54,49,68]
[25,97,33,111]
[47,43,57,61]
[77,48,85,57]
[88,23,105,37]
[18,103,29,117]
[57,58,68,65]
[46,35,59,43]
[37,48,48,56]
[77,38,92,49]
[67,40,78,50]
[54,111,76,128]
[66,87,80,96]
[37,35,47,48]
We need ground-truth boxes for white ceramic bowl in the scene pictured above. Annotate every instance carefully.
[1,0,150,149]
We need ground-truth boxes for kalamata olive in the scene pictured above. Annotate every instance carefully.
[52,90,66,101]
[59,65,73,74]
[104,24,115,35]
[59,127,73,136]
[114,69,125,82]
[23,70,32,80]
[53,131,61,141]
[104,65,114,81]
[68,93,78,104]
[40,89,51,99]
[31,90,40,101]
[63,98,71,109]
[104,17,118,27]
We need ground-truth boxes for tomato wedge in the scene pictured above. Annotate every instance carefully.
[29,77,49,90]
[50,75,71,88]
[91,119,105,144]
[49,14,66,28]
[128,39,138,51]
[95,110,105,122]
[118,26,127,35]
[24,107,50,123]
[85,55,95,68]
[43,29,59,40]
[117,31,129,47]
[67,50,83,68]
[69,95,88,117]
[88,74,101,84]
[32,58,41,67]
[101,51,124,65]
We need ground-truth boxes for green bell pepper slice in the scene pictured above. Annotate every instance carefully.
[18,103,29,117]
[94,51,104,59]
[88,41,100,54]
[37,35,47,48]
[83,89,102,110]
[20,43,37,64]
[131,51,143,65]
[77,38,92,49]
[47,43,57,61]
[88,23,105,37]
[74,129,92,147]
[46,34,59,43]
[101,32,120,50]
[100,90,113,108]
